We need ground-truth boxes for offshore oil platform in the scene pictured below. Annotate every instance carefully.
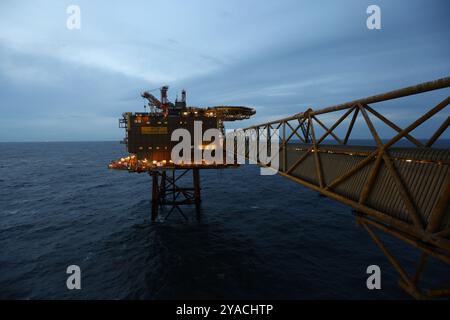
[109,86,255,220]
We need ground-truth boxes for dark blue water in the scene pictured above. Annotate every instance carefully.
[1,142,449,299]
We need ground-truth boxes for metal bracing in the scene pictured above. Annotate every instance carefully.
[149,168,201,221]
[242,77,450,298]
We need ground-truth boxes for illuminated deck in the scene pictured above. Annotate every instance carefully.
[108,155,239,173]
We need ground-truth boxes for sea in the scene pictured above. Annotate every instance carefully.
[1,141,449,299]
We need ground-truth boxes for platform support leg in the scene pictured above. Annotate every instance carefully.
[149,169,203,221]
[193,168,201,216]
[151,172,159,222]
[159,171,167,208]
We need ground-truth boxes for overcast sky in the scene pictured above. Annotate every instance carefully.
[0,0,449,141]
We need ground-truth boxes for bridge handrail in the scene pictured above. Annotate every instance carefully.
[245,77,450,129]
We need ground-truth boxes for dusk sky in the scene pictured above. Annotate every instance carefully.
[0,0,449,141]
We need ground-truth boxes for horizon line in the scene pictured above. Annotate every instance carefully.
[1,138,449,143]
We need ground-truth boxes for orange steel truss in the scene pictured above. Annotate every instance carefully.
[243,77,450,299]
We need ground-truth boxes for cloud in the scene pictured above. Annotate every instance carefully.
[0,0,449,141]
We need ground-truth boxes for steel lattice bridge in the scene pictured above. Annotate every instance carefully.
[239,77,450,299]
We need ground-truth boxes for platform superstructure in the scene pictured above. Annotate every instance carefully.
[109,86,255,220]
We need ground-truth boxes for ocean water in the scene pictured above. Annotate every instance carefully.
[1,141,449,299]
